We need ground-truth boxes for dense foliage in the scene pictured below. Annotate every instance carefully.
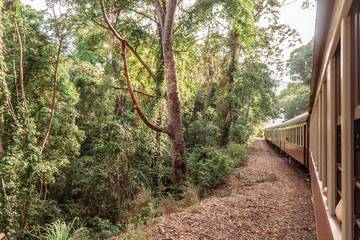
[0,0,297,238]
[279,39,313,120]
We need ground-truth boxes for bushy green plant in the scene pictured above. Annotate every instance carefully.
[88,216,122,239]
[187,144,247,197]
[223,143,248,164]
[185,119,221,148]
[229,123,254,144]
[42,218,89,240]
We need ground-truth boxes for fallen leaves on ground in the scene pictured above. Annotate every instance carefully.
[111,139,316,240]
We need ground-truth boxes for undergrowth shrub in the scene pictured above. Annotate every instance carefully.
[229,123,253,144]
[185,119,221,148]
[42,217,89,240]
[187,143,247,197]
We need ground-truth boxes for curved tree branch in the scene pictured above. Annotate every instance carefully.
[129,8,159,25]
[111,85,155,98]
[163,0,177,37]
[150,0,165,26]
[41,2,65,154]
[99,0,158,84]
[13,17,24,100]
[121,41,167,133]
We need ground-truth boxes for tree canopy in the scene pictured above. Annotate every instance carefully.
[0,0,298,238]
[279,39,313,120]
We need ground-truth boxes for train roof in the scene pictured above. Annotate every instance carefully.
[266,112,308,129]
[309,0,335,113]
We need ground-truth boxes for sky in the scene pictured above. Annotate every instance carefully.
[278,0,316,89]
[22,0,47,10]
[21,0,317,125]
[269,0,316,126]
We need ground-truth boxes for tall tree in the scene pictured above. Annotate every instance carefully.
[98,0,188,189]
[279,39,313,120]
[0,0,4,160]
[184,0,299,144]
[286,38,314,85]
[41,0,77,153]
[0,2,83,237]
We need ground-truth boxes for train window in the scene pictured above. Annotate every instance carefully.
[288,129,290,143]
[288,129,290,142]
[301,126,303,146]
[292,128,295,144]
[286,129,289,141]
[293,128,296,144]
[335,46,341,123]
[352,2,360,108]
[290,129,292,143]
[303,126,305,146]
[297,127,299,146]
[297,127,300,145]
[289,129,290,142]
[287,129,289,142]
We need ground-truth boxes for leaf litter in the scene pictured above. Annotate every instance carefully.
[111,139,316,240]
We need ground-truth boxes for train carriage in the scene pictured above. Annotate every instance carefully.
[267,0,360,239]
[265,113,308,166]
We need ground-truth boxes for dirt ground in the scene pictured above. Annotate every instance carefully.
[115,139,317,240]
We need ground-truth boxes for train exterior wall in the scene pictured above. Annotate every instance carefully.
[309,153,338,240]
[267,0,360,238]
[308,0,360,238]
[284,143,304,165]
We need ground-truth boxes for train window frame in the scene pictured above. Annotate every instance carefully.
[301,126,304,147]
[293,128,295,144]
[287,129,289,142]
[297,127,300,146]
[289,129,291,142]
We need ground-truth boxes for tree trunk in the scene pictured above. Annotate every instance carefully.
[244,97,251,124]
[12,1,25,101]
[0,3,4,159]
[222,30,239,146]
[100,0,188,188]
[162,23,188,186]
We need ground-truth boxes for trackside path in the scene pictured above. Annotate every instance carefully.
[117,139,317,239]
